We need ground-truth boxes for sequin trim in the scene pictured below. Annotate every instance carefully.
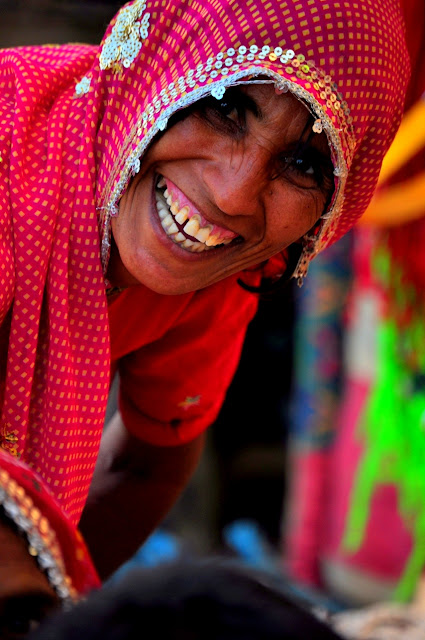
[0,468,77,605]
[98,47,354,278]
[99,0,150,72]
[74,74,91,97]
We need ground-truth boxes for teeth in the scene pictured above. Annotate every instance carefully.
[184,215,200,237]
[157,205,168,221]
[161,217,179,235]
[194,225,213,243]
[205,234,220,247]
[175,206,189,225]
[157,178,235,253]
[162,213,174,228]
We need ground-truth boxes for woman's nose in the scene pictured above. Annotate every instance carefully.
[203,143,270,217]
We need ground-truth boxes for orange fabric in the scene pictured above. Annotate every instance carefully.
[364,0,425,292]
[360,170,425,227]
[108,276,259,446]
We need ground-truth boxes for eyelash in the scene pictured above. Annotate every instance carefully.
[198,91,334,194]
[198,90,249,134]
[277,150,334,192]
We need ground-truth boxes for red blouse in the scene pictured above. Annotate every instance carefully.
[108,275,259,446]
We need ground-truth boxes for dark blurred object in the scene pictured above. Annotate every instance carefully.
[0,1,123,46]
[211,284,295,547]
[28,557,345,640]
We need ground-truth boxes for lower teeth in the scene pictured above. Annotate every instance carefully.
[155,188,219,253]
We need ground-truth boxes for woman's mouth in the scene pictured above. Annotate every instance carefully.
[155,175,239,253]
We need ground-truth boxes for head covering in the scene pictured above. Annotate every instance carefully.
[0,0,410,522]
[0,449,100,603]
[91,0,410,277]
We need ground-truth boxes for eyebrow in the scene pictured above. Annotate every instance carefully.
[235,87,262,119]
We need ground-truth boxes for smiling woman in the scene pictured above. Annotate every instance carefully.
[0,0,411,580]
[110,84,334,295]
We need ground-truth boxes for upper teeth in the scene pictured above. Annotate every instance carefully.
[155,180,234,252]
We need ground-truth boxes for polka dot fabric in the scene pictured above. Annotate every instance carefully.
[0,45,110,523]
[0,0,409,523]
[0,449,100,598]
[91,0,410,279]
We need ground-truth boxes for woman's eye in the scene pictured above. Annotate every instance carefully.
[290,156,315,175]
[279,150,333,193]
[199,90,247,133]
[215,97,240,122]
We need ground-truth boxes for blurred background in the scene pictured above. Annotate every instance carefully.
[3,0,425,619]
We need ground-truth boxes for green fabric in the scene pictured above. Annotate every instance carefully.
[342,248,425,602]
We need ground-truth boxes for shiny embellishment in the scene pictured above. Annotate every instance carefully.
[0,423,19,457]
[275,80,289,95]
[157,117,168,131]
[211,84,226,100]
[0,468,76,604]
[99,0,150,72]
[130,157,141,175]
[178,395,201,410]
[74,75,91,97]
[98,43,355,275]
[312,119,323,133]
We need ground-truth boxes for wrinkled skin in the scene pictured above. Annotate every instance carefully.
[109,84,334,295]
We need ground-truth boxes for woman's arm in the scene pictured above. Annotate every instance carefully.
[78,411,205,580]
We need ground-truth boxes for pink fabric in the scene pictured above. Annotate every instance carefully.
[322,378,413,580]
[284,450,331,587]
[0,0,410,525]
[0,45,110,524]
[0,449,100,597]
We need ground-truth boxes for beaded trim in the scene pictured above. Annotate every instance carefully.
[99,0,150,72]
[75,75,91,97]
[99,78,348,281]
[96,42,355,284]
[0,468,77,606]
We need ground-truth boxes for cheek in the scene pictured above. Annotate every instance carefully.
[267,189,323,247]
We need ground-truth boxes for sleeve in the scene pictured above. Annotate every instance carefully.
[117,279,259,446]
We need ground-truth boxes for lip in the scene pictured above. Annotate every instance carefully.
[150,174,242,259]
[162,177,238,243]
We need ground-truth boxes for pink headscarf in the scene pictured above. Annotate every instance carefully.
[0,0,410,523]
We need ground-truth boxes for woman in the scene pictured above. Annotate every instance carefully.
[0,449,99,638]
[0,0,410,579]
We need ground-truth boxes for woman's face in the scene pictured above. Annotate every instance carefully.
[110,83,334,295]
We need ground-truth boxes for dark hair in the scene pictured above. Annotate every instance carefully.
[153,84,335,297]
[29,558,344,640]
